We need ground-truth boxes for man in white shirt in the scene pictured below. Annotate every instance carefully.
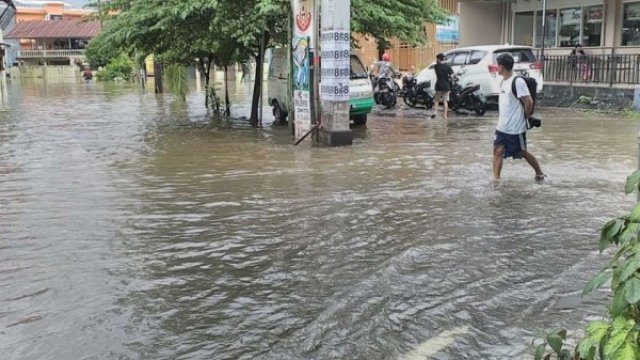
[493,53,545,187]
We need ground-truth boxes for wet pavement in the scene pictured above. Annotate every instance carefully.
[1,79,638,360]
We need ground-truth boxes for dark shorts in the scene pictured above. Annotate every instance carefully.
[494,130,527,159]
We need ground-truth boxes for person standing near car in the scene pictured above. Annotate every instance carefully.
[493,53,545,188]
[433,53,453,120]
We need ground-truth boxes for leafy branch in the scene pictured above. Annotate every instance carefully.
[533,171,640,360]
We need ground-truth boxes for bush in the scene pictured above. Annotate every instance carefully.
[96,54,134,81]
[533,171,640,360]
[85,35,120,68]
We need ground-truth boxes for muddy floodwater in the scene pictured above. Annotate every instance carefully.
[1,80,638,359]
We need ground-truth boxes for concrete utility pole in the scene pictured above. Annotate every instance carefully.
[319,0,352,146]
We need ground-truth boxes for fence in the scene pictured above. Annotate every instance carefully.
[18,50,85,59]
[543,54,640,86]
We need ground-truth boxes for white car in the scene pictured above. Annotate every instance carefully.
[416,45,543,103]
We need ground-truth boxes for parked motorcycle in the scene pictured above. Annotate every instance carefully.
[402,74,434,109]
[448,75,486,116]
[373,75,397,109]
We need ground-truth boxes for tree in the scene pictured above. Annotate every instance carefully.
[85,34,121,68]
[95,0,241,111]
[91,0,447,124]
[351,0,449,58]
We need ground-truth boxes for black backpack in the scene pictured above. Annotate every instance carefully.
[511,76,538,115]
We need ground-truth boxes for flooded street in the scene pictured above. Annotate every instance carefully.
[1,80,638,359]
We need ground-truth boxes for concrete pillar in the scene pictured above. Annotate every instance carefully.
[319,0,352,146]
[604,0,619,49]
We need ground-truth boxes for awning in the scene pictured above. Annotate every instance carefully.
[6,20,100,39]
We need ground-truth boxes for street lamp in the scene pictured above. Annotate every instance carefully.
[540,0,547,76]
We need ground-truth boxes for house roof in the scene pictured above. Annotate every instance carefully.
[6,20,100,39]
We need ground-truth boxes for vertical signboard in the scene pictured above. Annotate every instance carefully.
[292,0,314,141]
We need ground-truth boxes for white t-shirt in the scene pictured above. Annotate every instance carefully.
[497,76,530,135]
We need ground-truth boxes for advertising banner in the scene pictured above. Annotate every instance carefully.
[292,0,314,141]
[436,16,460,43]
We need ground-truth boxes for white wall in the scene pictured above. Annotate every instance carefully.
[459,2,503,47]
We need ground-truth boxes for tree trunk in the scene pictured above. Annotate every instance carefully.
[200,59,212,109]
[249,57,261,126]
[154,62,164,93]
[224,65,231,117]
[250,31,269,126]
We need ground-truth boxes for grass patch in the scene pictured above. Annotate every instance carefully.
[622,108,640,121]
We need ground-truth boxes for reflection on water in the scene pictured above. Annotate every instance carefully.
[1,80,638,359]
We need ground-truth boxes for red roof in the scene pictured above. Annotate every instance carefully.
[6,20,100,39]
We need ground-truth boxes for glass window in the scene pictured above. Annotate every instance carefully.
[469,51,488,65]
[559,8,582,47]
[350,56,368,79]
[514,12,534,47]
[623,2,640,46]
[535,9,558,48]
[451,52,468,66]
[584,6,603,46]
[493,49,537,63]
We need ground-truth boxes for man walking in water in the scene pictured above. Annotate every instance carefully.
[433,53,453,119]
[493,53,545,188]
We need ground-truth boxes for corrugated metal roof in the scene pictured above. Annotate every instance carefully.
[6,20,99,39]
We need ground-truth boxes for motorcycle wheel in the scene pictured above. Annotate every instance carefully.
[390,93,397,108]
[374,92,382,105]
[448,100,459,112]
[474,98,486,116]
[403,89,417,107]
[382,93,393,109]
[425,96,434,110]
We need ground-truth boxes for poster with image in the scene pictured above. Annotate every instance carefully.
[587,6,603,23]
[436,16,459,43]
[292,0,315,141]
[560,8,581,26]
[627,3,640,21]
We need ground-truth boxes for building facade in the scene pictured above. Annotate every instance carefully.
[355,0,460,72]
[459,0,640,88]
[2,1,97,78]
[14,0,91,24]
[460,0,640,55]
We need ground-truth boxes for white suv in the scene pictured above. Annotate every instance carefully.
[416,45,543,103]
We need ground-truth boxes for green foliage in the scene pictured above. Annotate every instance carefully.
[85,34,121,68]
[96,53,134,81]
[533,171,640,360]
[352,0,448,50]
[622,108,640,121]
[578,95,593,105]
[93,0,447,119]
[165,64,189,101]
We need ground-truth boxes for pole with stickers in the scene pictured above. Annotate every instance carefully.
[318,0,352,146]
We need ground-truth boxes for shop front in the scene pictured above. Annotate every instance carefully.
[460,0,640,87]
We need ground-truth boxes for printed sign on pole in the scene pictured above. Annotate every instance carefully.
[320,30,350,102]
[292,0,315,141]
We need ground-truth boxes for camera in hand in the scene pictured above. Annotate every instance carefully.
[527,116,542,129]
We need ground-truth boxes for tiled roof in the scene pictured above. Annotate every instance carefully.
[6,20,100,39]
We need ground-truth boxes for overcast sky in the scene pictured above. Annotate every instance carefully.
[66,0,89,8]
